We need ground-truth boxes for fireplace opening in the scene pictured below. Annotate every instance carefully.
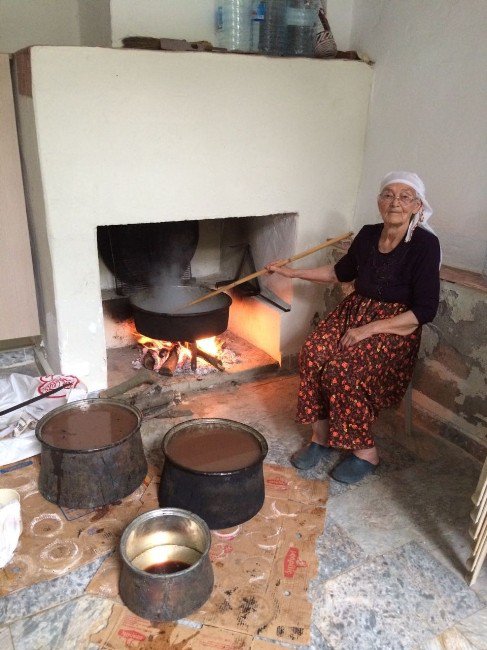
[98,213,297,385]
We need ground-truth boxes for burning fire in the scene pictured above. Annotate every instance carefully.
[193,336,220,356]
[136,335,166,351]
[136,334,219,357]
[135,330,223,374]
[132,325,237,375]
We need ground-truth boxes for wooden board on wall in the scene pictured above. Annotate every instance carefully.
[0,53,39,341]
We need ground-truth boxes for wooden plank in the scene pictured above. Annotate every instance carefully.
[0,53,39,341]
[472,457,487,506]
[471,488,487,526]
[467,530,487,585]
[440,265,487,294]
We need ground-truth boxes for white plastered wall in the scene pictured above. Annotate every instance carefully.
[0,0,81,52]
[78,0,111,47]
[0,0,111,53]
[350,0,487,273]
[18,47,371,390]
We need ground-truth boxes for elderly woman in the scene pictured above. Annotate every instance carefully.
[267,172,441,484]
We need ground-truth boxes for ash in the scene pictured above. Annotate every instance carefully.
[174,345,240,376]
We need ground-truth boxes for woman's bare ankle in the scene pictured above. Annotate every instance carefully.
[311,419,329,446]
[353,447,379,465]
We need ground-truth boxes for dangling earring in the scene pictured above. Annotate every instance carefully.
[418,208,424,223]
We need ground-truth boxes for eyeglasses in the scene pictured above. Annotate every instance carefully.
[378,191,419,205]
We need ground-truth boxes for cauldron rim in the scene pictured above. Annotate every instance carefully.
[35,398,142,454]
[130,287,232,318]
[161,417,269,476]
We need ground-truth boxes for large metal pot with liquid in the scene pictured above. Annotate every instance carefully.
[130,285,232,342]
[35,399,147,509]
[158,418,268,529]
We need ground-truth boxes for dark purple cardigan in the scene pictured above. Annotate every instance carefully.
[334,224,441,324]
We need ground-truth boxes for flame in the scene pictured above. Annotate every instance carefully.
[178,345,192,361]
[135,332,220,363]
[137,335,166,351]
[196,336,219,356]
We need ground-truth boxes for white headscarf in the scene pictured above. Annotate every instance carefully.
[379,171,436,243]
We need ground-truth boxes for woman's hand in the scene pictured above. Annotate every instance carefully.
[339,311,420,348]
[265,262,296,278]
[339,324,374,349]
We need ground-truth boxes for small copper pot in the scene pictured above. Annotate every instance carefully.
[119,508,213,621]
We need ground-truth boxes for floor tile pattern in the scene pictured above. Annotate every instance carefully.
[0,372,485,649]
[9,594,113,650]
[0,557,105,626]
[312,541,482,650]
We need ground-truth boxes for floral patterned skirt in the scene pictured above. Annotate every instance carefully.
[296,292,421,449]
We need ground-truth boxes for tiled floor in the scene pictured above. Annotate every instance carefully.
[0,348,38,379]
[0,365,486,649]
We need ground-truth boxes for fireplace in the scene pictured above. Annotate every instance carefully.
[14,46,372,390]
[100,213,296,379]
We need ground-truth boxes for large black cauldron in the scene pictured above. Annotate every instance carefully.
[158,418,268,529]
[130,285,232,342]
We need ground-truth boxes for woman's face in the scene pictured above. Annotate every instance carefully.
[377,182,422,228]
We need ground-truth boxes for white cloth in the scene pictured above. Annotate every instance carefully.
[0,374,88,465]
[0,492,22,568]
[379,171,436,243]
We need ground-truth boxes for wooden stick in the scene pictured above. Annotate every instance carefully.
[99,368,158,399]
[175,231,353,312]
[196,346,225,371]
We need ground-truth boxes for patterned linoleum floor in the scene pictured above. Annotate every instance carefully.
[0,370,486,649]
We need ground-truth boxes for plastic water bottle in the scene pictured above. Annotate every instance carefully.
[216,0,252,52]
[286,0,319,57]
[259,0,287,56]
[250,1,266,52]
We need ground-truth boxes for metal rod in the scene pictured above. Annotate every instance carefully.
[0,383,72,417]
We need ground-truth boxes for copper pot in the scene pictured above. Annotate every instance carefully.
[119,508,213,621]
[158,418,268,529]
[35,399,147,509]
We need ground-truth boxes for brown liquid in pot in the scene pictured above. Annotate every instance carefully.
[40,403,138,450]
[144,561,190,574]
[165,424,262,472]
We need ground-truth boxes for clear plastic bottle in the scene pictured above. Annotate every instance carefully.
[215,0,253,52]
[250,1,266,52]
[259,0,287,56]
[286,0,319,57]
